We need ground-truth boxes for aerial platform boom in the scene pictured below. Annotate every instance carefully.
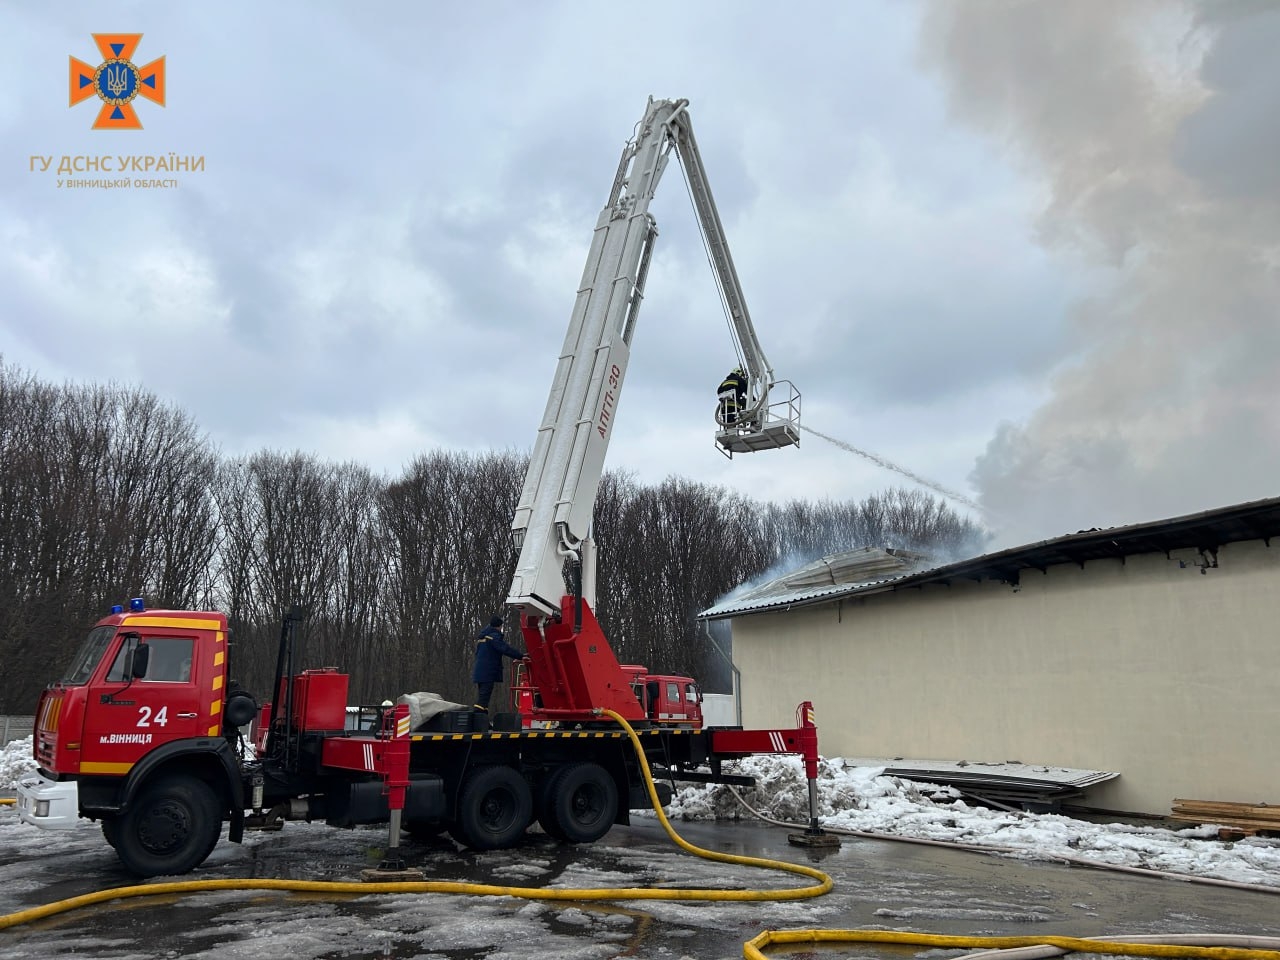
[507,97,799,661]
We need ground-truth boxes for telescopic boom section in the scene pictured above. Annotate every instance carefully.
[507,97,798,645]
[666,109,800,456]
[507,97,681,619]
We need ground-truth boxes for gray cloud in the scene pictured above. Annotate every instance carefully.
[1175,1,1280,200]
[3,1,1097,517]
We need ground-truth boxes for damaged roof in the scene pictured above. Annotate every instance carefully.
[699,546,929,620]
[699,495,1280,621]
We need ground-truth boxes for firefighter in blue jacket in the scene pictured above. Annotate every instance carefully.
[472,615,524,712]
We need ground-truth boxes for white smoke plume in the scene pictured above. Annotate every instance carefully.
[922,0,1280,546]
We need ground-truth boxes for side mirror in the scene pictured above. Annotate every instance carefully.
[130,641,150,679]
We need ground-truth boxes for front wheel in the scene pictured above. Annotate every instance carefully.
[452,765,532,850]
[113,775,223,877]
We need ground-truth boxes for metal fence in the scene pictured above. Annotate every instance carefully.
[1,716,35,747]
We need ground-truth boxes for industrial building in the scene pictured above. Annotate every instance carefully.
[701,497,1280,817]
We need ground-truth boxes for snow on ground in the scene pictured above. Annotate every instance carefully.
[0,738,36,789]
[648,755,1280,888]
[5,736,1279,888]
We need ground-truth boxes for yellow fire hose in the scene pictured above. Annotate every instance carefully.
[0,799,15,807]
[6,717,1280,960]
[744,930,1280,960]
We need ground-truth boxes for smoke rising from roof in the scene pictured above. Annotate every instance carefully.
[922,1,1280,546]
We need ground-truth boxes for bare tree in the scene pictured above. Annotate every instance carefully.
[379,449,526,707]
[210,452,390,700]
[593,475,771,684]
[0,363,219,711]
[761,486,987,567]
[0,359,989,719]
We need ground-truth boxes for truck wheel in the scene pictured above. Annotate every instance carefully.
[538,762,617,844]
[534,773,562,840]
[101,816,119,849]
[113,775,222,877]
[453,765,532,851]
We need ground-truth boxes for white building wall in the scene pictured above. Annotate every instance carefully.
[731,539,1280,816]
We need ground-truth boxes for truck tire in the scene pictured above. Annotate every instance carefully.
[113,774,222,877]
[538,761,617,844]
[452,765,532,851]
[101,816,119,849]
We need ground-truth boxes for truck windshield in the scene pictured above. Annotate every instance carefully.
[60,625,116,685]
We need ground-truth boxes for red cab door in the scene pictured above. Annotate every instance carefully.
[80,630,208,775]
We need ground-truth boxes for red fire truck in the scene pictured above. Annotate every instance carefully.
[16,97,815,877]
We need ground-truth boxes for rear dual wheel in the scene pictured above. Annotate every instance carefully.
[451,765,533,850]
[537,761,618,844]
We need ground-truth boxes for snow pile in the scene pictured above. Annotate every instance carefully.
[1,737,36,790]
[663,755,958,822]
[653,755,1280,887]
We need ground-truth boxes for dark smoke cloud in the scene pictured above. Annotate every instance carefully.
[922,0,1280,546]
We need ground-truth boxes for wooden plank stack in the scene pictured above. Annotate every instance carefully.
[1170,799,1280,839]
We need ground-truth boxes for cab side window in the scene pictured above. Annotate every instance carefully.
[106,637,194,683]
[666,681,680,704]
[145,638,194,682]
[106,640,134,682]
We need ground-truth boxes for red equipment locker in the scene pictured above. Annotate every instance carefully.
[290,668,348,732]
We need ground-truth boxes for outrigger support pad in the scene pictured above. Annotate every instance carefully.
[787,700,840,849]
[787,773,841,848]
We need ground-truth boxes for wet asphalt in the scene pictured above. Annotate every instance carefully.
[1,812,1278,959]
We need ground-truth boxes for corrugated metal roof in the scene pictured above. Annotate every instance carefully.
[699,547,928,619]
[701,580,865,619]
[699,495,1280,621]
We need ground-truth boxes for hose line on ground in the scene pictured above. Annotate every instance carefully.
[721,787,1280,959]
[725,784,1280,897]
[960,934,1280,960]
[6,723,1278,960]
[0,710,829,933]
[743,930,1280,960]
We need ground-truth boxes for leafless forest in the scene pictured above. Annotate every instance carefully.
[0,362,987,713]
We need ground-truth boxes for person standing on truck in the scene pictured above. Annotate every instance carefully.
[717,366,747,425]
[472,616,524,712]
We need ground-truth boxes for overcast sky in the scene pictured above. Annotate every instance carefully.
[3,1,1276,549]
